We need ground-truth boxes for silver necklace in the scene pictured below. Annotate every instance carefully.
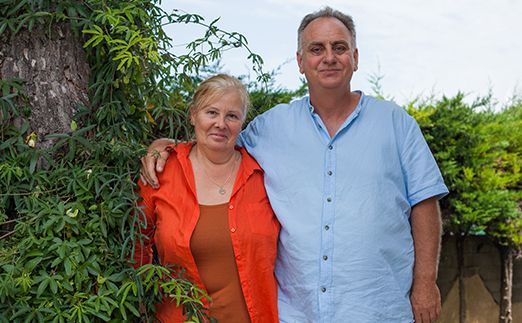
[199,151,239,195]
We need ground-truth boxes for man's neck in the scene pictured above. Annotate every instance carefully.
[309,88,361,137]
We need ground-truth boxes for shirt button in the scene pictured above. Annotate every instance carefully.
[326,197,332,202]
[229,205,234,209]
[321,287,327,293]
[328,145,333,150]
[324,225,330,231]
[230,228,236,233]
[323,255,328,261]
[327,171,333,176]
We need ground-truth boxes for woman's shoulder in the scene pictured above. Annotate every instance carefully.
[157,142,193,178]
[165,141,193,156]
[237,147,261,170]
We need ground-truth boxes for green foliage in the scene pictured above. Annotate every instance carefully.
[0,0,270,321]
[2,0,518,321]
[408,95,522,248]
[246,71,308,123]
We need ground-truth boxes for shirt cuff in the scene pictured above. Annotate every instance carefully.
[409,184,449,207]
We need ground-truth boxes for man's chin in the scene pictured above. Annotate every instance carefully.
[318,81,347,90]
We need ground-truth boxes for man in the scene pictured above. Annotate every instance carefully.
[141,7,448,323]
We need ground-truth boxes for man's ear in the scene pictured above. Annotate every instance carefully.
[297,51,305,74]
[353,48,359,71]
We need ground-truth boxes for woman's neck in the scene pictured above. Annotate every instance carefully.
[189,143,241,205]
[191,144,238,166]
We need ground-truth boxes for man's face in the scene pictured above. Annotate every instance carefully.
[297,17,358,92]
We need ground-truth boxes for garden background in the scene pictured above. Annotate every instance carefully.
[0,1,520,322]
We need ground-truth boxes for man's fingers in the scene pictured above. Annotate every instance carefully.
[156,151,169,172]
[139,172,148,187]
[414,307,440,323]
[139,139,174,189]
[145,155,160,188]
[430,307,439,323]
[139,156,159,188]
[433,306,442,322]
[413,310,420,323]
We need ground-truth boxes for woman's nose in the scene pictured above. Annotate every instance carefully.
[214,116,226,128]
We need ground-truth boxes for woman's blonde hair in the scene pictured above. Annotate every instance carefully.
[189,74,250,120]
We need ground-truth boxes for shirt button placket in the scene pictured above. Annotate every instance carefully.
[229,204,236,234]
[320,142,335,317]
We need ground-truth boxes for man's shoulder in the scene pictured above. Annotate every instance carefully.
[360,94,413,123]
[259,95,308,118]
[362,94,403,113]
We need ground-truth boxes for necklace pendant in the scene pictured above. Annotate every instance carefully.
[218,187,226,195]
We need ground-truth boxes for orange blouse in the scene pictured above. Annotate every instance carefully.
[133,142,280,323]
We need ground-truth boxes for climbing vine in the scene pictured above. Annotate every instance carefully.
[0,1,268,321]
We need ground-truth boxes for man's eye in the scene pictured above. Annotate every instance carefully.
[334,46,347,54]
[310,47,323,54]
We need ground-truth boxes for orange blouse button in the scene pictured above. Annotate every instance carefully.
[230,228,236,233]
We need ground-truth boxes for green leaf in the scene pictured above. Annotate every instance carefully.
[6,0,27,17]
[64,258,73,277]
[29,150,39,174]
[123,301,140,317]
[25,257,43,272]
[36,279,49,297]
[49,279,58,294]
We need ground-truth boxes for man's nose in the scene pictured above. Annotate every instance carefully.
[323,48,336,64]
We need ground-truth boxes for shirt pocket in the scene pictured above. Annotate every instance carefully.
[245,202,279,235]
[244,202,279,271]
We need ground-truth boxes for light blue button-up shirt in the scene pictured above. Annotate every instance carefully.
[239,92,448,323]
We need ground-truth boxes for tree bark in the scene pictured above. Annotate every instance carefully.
[457,234,467,323]
[0,23,89,150]
[499,245,514,323]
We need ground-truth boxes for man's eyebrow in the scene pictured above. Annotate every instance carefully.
[307,41,325,47]
[331,40,350,46]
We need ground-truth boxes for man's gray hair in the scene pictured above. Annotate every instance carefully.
[297,6,356,53]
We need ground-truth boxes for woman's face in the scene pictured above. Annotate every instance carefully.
[191,90,245,153]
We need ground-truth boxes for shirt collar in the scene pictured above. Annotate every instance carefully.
[169,142,263,176]
[306,91,365,116]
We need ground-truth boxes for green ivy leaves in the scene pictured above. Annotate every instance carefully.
[410,95,521,247]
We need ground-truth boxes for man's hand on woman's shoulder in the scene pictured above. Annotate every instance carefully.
[140,138,176,189]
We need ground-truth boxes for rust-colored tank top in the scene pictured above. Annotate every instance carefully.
[190,203,251,323]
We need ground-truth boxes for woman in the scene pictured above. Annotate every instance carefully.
[133,74,280,323]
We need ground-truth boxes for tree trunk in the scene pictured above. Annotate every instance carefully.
[457,234,467,323]
[0,23,89,150]
[499,245,514,323]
